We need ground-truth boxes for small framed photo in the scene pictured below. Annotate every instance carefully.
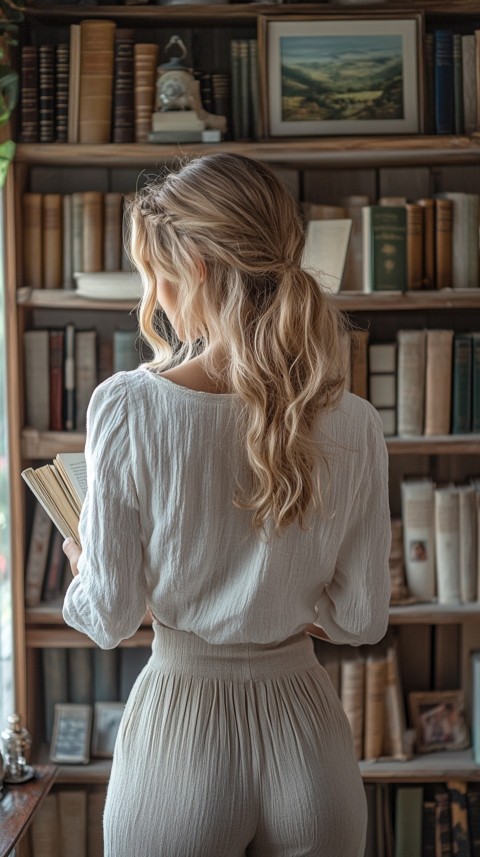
[409,691,470,754]
[50,703,92,765]
[258,13,424,137]
[91,702,125,758]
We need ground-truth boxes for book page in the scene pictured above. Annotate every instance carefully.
[55,453,87,504]
[21,468,78,543]
[302,219,352,294]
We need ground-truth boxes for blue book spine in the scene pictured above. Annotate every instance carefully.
[434,29,454,134]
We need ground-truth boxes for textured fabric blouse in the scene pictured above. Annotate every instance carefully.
[62,368,391,650]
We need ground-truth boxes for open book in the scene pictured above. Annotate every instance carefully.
[22,453,86,545]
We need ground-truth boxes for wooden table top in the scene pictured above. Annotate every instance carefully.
[0,765,58,857]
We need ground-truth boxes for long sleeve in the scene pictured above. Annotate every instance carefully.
[314,405,391,646]
[63,373,146,649]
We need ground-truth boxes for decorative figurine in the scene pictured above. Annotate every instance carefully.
[1,714,34,784]
[149,36,227,143]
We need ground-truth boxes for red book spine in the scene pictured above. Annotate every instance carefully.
[49,330,64,431]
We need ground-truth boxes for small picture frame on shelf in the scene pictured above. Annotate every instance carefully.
[91,703,125,759]
[409,691,470,754]
[258,12,424,138]
[50,703,93,765]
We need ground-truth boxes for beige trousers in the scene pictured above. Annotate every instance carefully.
[104,624,367,857]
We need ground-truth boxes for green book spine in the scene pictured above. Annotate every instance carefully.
[452,333,472,433]
[447,781,472,857]
[453,34,464,135]
[471,334,480,432]
[370,205,407,292]
[394,786,424,857]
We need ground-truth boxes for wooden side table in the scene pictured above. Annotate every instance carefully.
[0,765,58,857]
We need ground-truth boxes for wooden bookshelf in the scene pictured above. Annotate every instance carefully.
[14,136,480,169]
[360,749,480,783]
[25,626,154,648]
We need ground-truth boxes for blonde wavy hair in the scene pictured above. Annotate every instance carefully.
[127,153,347,535]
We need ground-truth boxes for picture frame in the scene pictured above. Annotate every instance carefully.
[91,702,125,759]
[258,13,424,137]
[408,691,470,754]
[50,703,93,765]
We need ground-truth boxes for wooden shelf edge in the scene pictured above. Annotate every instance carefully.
[25,626,153,648]
[35,750,480,785]
[17,286,137,311]
[20,428,480,460]
[16,287,480,312]
[360,749,480,782]
[14,136,480,168]
[23,1,480,20]
[25,603,480,628]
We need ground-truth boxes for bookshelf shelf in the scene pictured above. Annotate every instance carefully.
[25,626,154,648]
[27,603,480,627]
[25,603,154,627]
[389,602,480,624]
[14,136,480,169]
[17,288,480,313]
[21,428,85,459]
[335,290,480,312]
[386,436,480,455]
[38,749,480,787]
[20,430,480,460]
[16,287,137,312]
[360,749,480,783]
[23,0,480,22]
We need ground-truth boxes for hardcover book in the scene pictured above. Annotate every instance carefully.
[22,452,87,543]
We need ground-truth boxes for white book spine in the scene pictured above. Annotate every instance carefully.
[397,330,426,436]
[401,480,436,600]
[23,330,50,431]
[435,487,461,604]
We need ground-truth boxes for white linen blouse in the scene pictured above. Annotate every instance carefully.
[63,368,391,650]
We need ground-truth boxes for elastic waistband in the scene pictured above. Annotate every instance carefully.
[149,623,318,681]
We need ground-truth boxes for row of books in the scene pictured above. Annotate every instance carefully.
[314,638,407,764]
[401,479,480,606]
[23,326,142,433]
[365,781,480,857]
[22,191,133,290]
[27,779,480,857]
[314,191,480,293]
[30,788,105,857]
[41,646,150,742]
[25,504,71,607]
[427,29,480,136]
[19,22,249,146]
[344,328,480,437]
[22,188,479,293]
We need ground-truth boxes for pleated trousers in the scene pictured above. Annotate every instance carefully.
[104,623,367,857]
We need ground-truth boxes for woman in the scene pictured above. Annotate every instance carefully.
[63,152,391,857]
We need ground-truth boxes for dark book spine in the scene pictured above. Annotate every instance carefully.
[113,29,135,144]
[434,29,454,134]
[448,781,472,857]
[423,800,436,857]
[39,44,55,144]
[425,33,435,135]
[49,329,64,431]
[453,33,464,135]
[452,333,473,433]
[199,72,214,113]
[435,791,453,856]
[20,46,38,143]
[55,43,69,143]
[467,791,480,857]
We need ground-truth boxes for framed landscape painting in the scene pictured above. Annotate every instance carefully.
[259,14,423,137]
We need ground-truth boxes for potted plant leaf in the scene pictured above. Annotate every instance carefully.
[0,0,24,188]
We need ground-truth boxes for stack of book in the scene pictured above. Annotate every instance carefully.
[23,326,140,433]
[401,478,480,605]
[22,191,132,290]
[427,27,480,135]
[19,22,236,146]
[308,191,480,292]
